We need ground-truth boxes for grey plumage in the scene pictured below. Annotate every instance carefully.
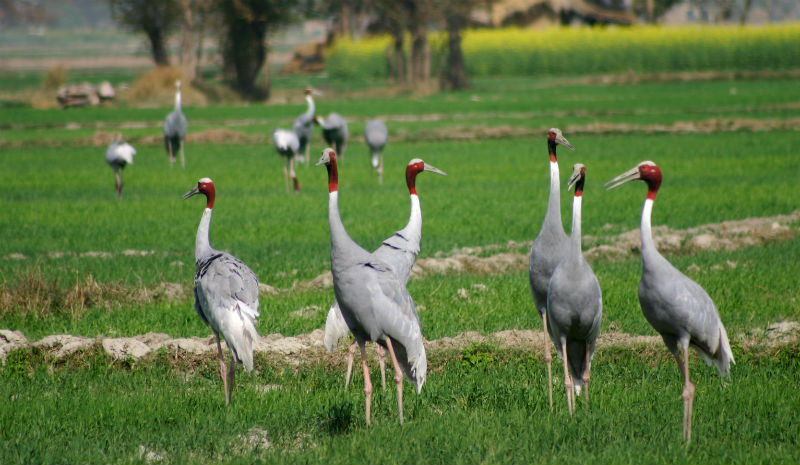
[272,128,301,193]
[317,148,427,426]
[292,88,315,164]
[546,163,602,415]
[528,127,574,411]
[365,119,388,182]
[324,158,446,389]
[105,136,135,198]
[164,80,187,168]
[315,113,348,160]
[606,160,734,443]
[184,177,260,405]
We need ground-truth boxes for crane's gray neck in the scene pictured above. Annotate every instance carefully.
[570,195,582,251]
[399,194,422,245]
[174,89,182,111]
[303,95,314,120]
[195,208,214,262]
[328,191,364,267]
[543,160,562,229]
[640,198,658,258]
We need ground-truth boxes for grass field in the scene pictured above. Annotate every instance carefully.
[2,72,800,464]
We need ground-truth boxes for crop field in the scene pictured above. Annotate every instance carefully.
[2,72,800,464]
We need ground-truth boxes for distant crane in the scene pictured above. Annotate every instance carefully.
[529,128,574,411]
[324,157,446,389]
[105,134,136,198]
[292,87,315,165]
[164,80,188,168]
[317,148,427,426]
[605,160,734,443]
[546,163,602,415]
[365,119,388,183]
[183,177,261,405]
[272,128,301,193]
[315,113,348,162]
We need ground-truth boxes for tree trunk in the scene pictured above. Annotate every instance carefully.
[442,24,468,90]
[391,31,406,84]
[145,26,170,66]
[179,1,197,81]
[223,18,269,100]
[409,25,429,84]
[739,0,753,25]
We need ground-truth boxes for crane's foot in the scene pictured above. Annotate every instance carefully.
[682,382,695,443]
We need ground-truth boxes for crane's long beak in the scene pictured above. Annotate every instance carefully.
[556,133,575,151]
[604,166,641,190]
[182,186,200,199]
[424,163,447,176]
[311,88,323,96]
[567,166,584,191]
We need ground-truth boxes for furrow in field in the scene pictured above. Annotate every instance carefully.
[1,320,797,367]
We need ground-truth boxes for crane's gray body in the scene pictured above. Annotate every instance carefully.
[105,140,135,171]
[192,208,260,372]
[319,113,348,156]
[163,87,187,157]
[327,190,426,392]
[546,188,602,392]
[638,200,733,376]
[365,120,388,166]
[273,128,300,158]
[292,95,314,156]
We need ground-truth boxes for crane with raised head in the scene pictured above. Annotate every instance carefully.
[317,148,427,426]
[164,80,188,168]
[324,157,446,390]
[605,160,734,443]
[365,119,388,183]
[292,87,315,165]
[546,163,602,415]
[183,178,261,405]
[105,134,135,198]
[315,113,348,162]
[272,128,301,193]
[529,127,574,411]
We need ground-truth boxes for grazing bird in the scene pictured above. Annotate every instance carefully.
[364,119,388,183]
[105,135,136,198]
[164,80,188,168]
[529,128,574,411]
[315,113,348,161]
[324,157,446,389]
[546,163,602,415]
[605,161,734,443]
[183,178,261,405]
[317,148,427,426]
[292,87,315,165]
[272,128,301,193]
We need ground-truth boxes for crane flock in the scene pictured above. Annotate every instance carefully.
[100,83,734,440]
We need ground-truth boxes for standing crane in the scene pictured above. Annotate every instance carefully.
[105,134,136,198]
[164,80,188,168]
[314,114,348,162]
[183,178,261,405]
[317,148,427,426]
[529,127,574,411]
[365,120,388,183]
[292,87,315,165]
[324,157,446,389]
[272,128,301,193]
[546,163,602,415]
[605,160,734,442]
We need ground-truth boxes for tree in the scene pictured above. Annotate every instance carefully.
[109,0,181,66]
[176,0,216,82]
[371,0,408,84]
[402,0,433,87]
[437,0,486,90]
[218,0,298,100]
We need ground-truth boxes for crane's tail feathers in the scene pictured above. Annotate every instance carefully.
[388,336,427,394]
[715,324,735,377]
[566,340,588,392]
[226,302,260,373]
[323,301,350,353]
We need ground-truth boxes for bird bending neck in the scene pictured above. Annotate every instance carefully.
[174,91,182,111]
[304,95,314,119]
[195,208,214,262]
[328,191,366,266]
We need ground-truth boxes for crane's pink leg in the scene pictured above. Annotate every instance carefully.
[376,344,386,390]
[168,144,175,168]
[560,339,574,415]
[282,159,290,193]
[215,334,230,405]
[358,343,373,426]
[542,313,554,412]
[582,347,593,413]
[344,341,357,389]
[179,142,186,169]
[377,154,383,185]
[383,338,405,424]
[114,170,122,198]
[673,342,695,443]
[227,352,236,404]
[290,158,300,193]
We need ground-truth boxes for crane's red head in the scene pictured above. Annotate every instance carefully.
[406,158,447,195]
[304,87,312,96]
[605,160,662,200]
[315,148,338,192]
[183,177,215,208]
[547,127,574,162]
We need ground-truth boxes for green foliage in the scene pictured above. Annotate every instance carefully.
[327,24,800,79]
[460,343,496,368]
